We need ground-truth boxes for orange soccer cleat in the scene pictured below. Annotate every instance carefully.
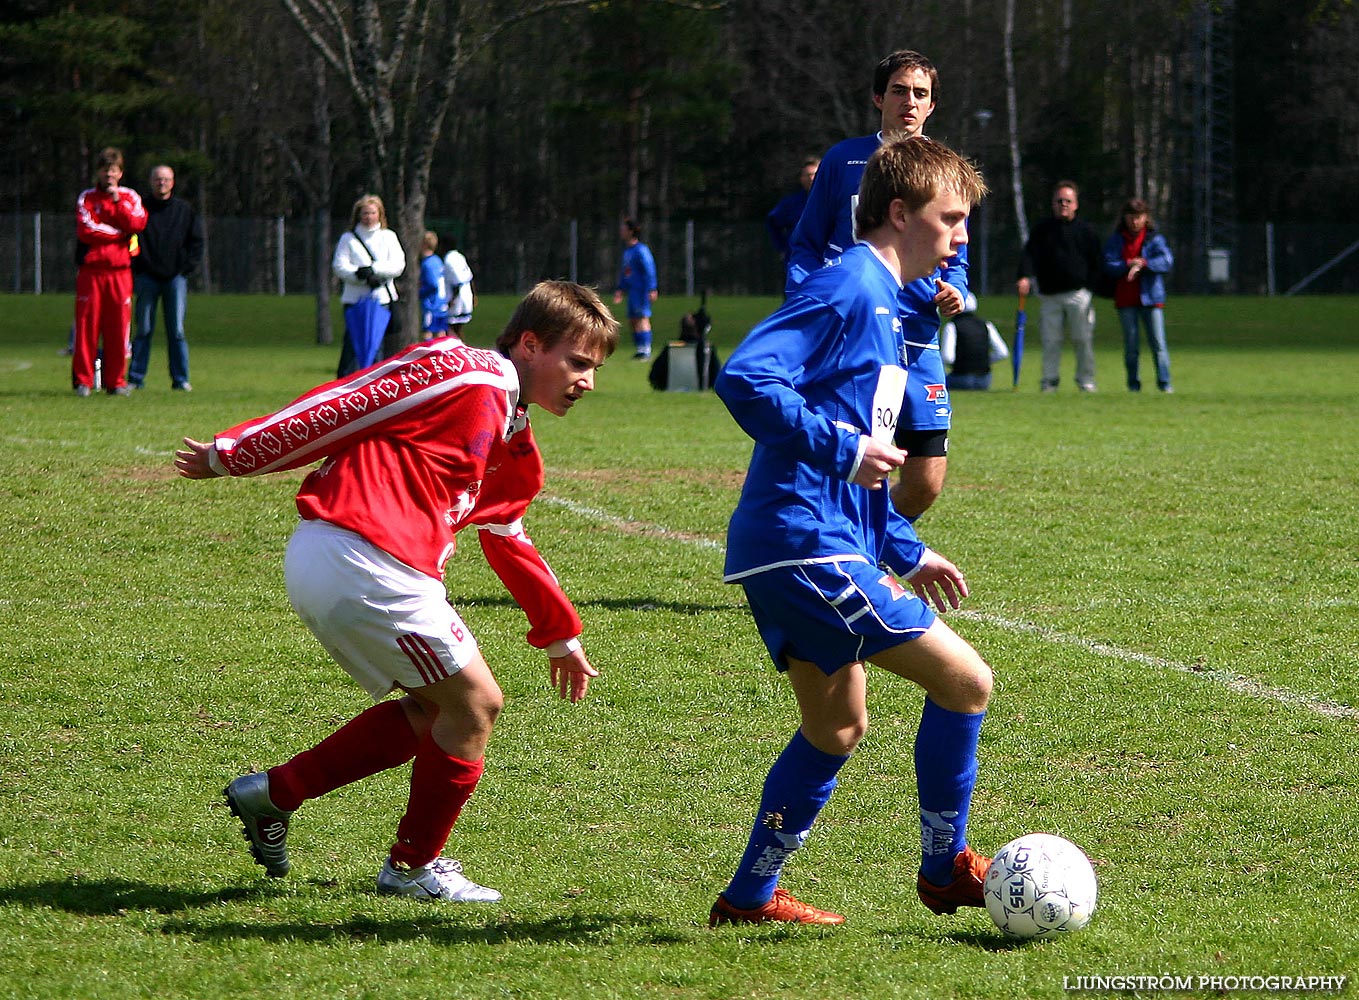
[917,845,991,914]
[709,888,846,927]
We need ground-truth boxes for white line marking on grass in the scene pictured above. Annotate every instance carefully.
[543,496,726,552]
[950,610,1359,721]
[2,435,82,447]
[547,494,1359,721]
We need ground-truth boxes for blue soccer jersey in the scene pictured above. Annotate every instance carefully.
[786,132,966,433]
[785,134,882,289]
[419,254,449,333]
[617,242,657,318]
[715,243,929,583]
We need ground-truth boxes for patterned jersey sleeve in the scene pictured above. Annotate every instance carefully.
[211,342,515,477]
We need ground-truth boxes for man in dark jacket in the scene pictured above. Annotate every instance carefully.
[130,164,204,391]
[764,156,818,263]
[1015,180,1104,392]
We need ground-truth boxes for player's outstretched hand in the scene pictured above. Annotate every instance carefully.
[909,549,969,613]
[548,647,599,704]
[934,278,965,318]
[852,438,907,490]
[174,437,221,479]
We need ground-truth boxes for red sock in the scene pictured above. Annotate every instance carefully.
[389,734,484,869]
[267,700,419,812]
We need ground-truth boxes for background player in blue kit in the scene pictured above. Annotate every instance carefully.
[709,136,993,927]
[787,50,966,523]
[613,218,658,359]
[765,156,819,264]
[418,231,450,340]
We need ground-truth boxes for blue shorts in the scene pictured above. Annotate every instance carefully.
[902,346,951,432]
[739,557,936,675]
[626,292,652,319]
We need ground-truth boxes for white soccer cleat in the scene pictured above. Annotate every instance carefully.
[377,856,502,903]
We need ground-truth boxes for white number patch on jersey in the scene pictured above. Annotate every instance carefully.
[870,365,908,443]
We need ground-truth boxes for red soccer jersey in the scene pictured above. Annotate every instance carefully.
[211,339,582,648]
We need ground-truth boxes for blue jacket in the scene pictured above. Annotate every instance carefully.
[766,189,809,258]
[1103,229,1173,306]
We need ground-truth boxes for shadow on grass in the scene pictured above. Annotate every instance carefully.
[0,877,667,945]
[0,877,266,915]
[160,909,663,945]
[460,593,743,616]
[883,924,1026,952]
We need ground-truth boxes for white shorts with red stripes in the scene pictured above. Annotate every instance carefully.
[284,518,479,700]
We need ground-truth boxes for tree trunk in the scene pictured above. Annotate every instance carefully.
[314,54,334,346]
[1005,0,1029,247]
[315,206,333,345]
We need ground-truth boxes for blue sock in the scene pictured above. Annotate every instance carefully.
[723,730,848,909]
[916,697,985,886]
[635,329,652,354]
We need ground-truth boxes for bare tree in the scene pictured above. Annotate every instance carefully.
[1004,0,1029,246]
[279,52,336,345]
[279,0,601,342]
[281,0,721,346]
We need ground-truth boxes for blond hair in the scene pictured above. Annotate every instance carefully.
[854,136,987,233]
[350,194,387,228]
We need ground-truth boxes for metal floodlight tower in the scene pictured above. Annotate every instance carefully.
[1188,0,1237,292]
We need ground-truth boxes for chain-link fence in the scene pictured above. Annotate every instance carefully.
[5,212,1357,298]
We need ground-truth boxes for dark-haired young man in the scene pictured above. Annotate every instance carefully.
[787,50,968,523]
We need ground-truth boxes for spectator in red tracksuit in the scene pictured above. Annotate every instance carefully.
[74,147,147,396]
[175,281,619,903]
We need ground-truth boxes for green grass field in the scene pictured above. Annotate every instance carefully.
[1,291,1356,999]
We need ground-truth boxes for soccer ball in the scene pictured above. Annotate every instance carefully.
[983,833,1097,940]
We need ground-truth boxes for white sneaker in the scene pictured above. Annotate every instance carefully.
[377,856,502,902]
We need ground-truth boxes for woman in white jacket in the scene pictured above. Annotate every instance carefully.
[332,194,406,377]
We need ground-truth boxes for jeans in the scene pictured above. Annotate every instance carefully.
[1117,305,1172,390]
[130,273,190,387]
[946,371,992,391]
